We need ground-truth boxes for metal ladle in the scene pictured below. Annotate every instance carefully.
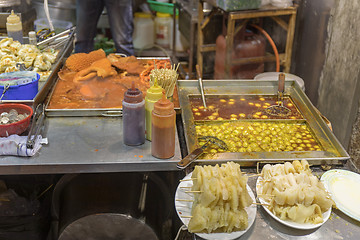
[177,136,227,169]
[196,64,207,109]
[265,73,291,117]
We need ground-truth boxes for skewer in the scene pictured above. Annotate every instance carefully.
[252,202,270,206]
[257,194,275,197]
[181,216,193,218]
[185,190,202,193]
[247,173,262,178]
[176,199,194,202]
[180,178,197,182]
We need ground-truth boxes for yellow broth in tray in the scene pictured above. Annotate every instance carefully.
[195,121,322,153]
[189,95,302,120]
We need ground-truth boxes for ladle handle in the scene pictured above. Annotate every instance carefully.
[278,73,285,93]
[196,64,207,108]
[177,140,213,169]
[177,148,205,169]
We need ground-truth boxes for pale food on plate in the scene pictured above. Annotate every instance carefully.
[188,162,252,233]
[258,160,333,224]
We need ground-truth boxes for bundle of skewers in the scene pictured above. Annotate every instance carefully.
[149,62,179,98]
[176,162,261,234]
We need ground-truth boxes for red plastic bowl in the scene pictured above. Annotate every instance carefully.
[0,103,33,137]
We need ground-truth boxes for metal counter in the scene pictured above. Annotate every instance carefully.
[0,116,182,175]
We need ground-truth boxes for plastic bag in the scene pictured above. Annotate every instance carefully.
[271,0,293,8]
[261,0,272,7]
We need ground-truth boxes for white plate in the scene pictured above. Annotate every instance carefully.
[321,169,360,222]
[256,176,331,230]
[175,172,256,240]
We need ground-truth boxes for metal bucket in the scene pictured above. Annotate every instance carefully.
[51,173,173,240]
[33,0,76,25]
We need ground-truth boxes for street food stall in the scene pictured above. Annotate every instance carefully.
[0,0,359,240]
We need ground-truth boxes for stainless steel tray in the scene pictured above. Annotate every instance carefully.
[45,57,179,117]
[178,79,349,166]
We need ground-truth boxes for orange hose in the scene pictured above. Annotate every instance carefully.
[250,24,280,72]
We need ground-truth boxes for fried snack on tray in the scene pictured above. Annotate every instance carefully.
[73,58,117,83]
[188,162,252,233]
[259,160,334,224]
[65,49,106,72]
[48,52,173,109]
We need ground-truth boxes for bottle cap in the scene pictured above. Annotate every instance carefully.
[156,12,171,18]
[134,12,152,18]
[7,10,21,24]
[146,78,163,101]
[29,31,36,38]
[153,91,174,115]
[124,81,143,103]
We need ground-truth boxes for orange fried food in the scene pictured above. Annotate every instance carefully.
[73,58,117,83]
[108,54,146,75]
[65,49,106,72]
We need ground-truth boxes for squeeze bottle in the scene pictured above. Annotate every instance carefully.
[151,91,176,159]
[145,78,163,141]
[28,31,37,45]
[122,81,145,146]
[6,10,23,44]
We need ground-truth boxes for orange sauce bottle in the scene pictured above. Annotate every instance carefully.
[151,92,175,159]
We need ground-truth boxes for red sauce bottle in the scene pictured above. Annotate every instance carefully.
[122,81,145,146]
[151,92,176,159]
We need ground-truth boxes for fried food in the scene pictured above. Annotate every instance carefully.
[73,58,117,83]
[65,49,106,72]
[188,162,252,233]
[259,160,334,224]
[49,56,175,109]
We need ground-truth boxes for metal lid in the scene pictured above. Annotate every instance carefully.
[58,213,159,240]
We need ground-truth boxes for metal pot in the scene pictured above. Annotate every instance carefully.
[51,172,173,240]
[33,0,76,25]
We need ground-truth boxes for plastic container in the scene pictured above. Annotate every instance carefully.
[34,18,73,34]
[214,28,265,79]
[0,104,33,137]
[155,12,173,48]
[6,10,23,44]
[145,79,163,141]
[271,0,293,8]
[133,12,155,50]
[209,0,261,11]
[147,0,179,15]
[28,31,37,45]
[151,92,175,159]
[122,82,145,146]
[0,71,40,100]
[172,15,188,51]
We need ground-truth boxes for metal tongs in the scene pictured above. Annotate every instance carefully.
[177,136,227,169]
[37,27,76,50]
[26,104,46,149]
[265,73,290,116]
[196,64,207,109]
